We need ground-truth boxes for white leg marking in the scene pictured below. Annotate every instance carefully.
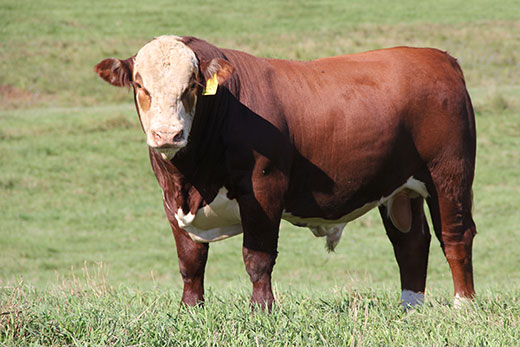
[453,293,471,309]
[401,289,424,309]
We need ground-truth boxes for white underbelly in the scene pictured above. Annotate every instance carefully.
[283,177,428,226]
[282,201,378,227]
[172,177,428,245]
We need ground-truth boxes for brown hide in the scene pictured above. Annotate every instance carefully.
[169,37,475,222]
[97,36,477,308]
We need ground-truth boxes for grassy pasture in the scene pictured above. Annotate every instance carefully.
[1,0,520,344]
[2,285,519,345]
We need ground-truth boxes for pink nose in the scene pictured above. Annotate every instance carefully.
[151,129,184,146]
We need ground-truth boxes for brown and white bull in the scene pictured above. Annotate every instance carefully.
[95,35,477,309]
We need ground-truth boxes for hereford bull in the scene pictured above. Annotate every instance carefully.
[94,35,477,309]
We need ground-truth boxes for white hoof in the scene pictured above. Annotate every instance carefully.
[453,293,472,309]
[401,289,424,309]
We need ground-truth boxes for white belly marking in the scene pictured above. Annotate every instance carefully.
[282,177,429,250]
[171,177,428,246]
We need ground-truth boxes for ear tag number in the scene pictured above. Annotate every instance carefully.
[202,73,218,96]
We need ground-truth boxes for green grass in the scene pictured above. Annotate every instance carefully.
[1,0,520,345]
[2,284,520,345]
[1,0,519,108]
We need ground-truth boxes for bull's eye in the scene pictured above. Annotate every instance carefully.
[135,82,142,89]
[190,82,197,90]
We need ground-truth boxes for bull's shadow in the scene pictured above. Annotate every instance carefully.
[171,87,335,219]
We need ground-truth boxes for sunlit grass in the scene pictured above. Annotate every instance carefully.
[1,281,519,345]
[1,0,519,109]
[1,0,519,344]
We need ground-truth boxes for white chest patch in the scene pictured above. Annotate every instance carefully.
[171,177,428,246]
[173,188,242,243]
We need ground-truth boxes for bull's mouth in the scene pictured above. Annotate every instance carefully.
[153,143,179,149]
[153,147,178,161]
[151,141,187,161]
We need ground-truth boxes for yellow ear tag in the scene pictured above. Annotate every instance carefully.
[202,73,218,96]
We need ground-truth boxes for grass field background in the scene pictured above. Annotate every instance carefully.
[1,0,519,344]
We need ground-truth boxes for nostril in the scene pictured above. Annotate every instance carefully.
[152,130,162,140]
[173,130,184,142]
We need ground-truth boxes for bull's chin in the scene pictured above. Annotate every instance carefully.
[149,140,188,161]
[153,147,179,161]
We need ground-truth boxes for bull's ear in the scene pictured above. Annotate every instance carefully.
[201,58,235,86]
[94,57,134,88]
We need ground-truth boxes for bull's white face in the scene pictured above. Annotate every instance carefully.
[95,35,234,160]
[133,36,199,160]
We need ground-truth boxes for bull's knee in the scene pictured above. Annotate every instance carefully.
[176,242,209,306]
[243,248,276,283]
[179,265,205,306]
[243,247,277,310]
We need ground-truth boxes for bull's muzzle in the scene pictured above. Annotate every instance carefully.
[150,129,185,149]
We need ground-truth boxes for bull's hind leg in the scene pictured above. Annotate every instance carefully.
[427,174,476,305]
[380,197,431,308]
[418,78,477,305]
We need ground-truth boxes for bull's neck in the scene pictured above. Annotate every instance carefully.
[170,88,232,208]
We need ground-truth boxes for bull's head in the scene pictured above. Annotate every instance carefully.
[94,35,234,160]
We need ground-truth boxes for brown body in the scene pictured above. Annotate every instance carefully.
[95,36,477,309]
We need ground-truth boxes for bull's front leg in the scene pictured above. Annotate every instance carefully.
[171,224,209,306]
[240,194,280,311]
[164,200,209,306]
[237,160,287,311]
[243,246,277,310]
